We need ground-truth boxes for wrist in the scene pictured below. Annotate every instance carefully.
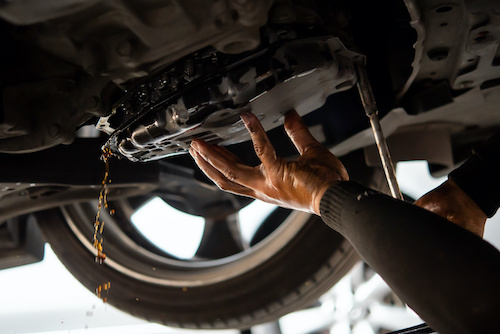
[314,168,349,215]
[314,182,338,215]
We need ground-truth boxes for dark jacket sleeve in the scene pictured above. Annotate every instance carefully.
[320,181,500,334]
[449,131,500,217]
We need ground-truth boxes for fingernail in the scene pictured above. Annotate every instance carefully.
[240,112,256,132]
[190,140,199,150]
[240,112,251,124]
[189,145,202,158]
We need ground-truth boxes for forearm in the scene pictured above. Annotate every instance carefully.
[320,181,500,334]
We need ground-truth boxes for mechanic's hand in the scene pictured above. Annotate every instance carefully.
[189,110,348,215]
[414,180,487,237]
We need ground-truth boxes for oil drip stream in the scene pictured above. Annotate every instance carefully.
[94,147,113,302]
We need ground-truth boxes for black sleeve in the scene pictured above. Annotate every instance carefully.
[320,181,500,334]
[449,131,500,217]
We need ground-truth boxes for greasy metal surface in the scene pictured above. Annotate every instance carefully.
[100,37,360,161]
[0,0,273,153]
[332,84,500,160]
[401,0,500,93]
[0,0,101,24]
[0,76,109,153]
[3,0,499,156]
[0,0,273,84]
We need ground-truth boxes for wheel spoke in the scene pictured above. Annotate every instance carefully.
[250,207,291,246]
[195,214,246,259]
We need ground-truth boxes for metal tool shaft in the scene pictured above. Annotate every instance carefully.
[355,63,403,200]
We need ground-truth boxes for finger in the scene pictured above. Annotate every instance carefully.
[189,146,255,197]
[284,110,323,155]
[211,145,245,165]
[191,139,259,187]
[240,112,277,169]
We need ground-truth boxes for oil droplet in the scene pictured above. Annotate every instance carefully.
[94,146,114,303]
[96,281,111,302]
[94,147,113,264]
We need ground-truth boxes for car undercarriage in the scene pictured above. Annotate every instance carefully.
[1,0,499,329]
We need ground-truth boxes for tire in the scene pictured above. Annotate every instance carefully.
[37,199,359,329]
